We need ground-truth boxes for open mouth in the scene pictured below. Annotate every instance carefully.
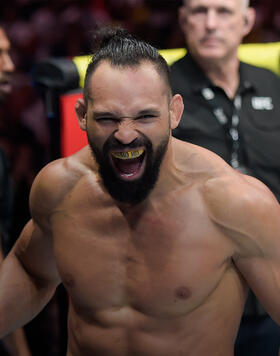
[110,148,146,181]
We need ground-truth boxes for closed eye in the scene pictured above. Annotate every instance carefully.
[95,118,120,127]
[135,109,160,121]
[138,114,156,119]
[218,7,232,15]
[135,114,158,124]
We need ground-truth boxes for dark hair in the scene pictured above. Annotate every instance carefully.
[83,27,171,105]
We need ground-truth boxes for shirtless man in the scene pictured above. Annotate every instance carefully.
[0,28,280,356]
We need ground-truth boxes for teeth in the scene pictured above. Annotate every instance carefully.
[112,149,144,160]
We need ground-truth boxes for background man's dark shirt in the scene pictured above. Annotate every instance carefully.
[170,54,280,201]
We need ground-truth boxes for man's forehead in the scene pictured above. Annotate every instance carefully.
[91,60,159,81]
[88,60,166,96]
[86,61,169,108]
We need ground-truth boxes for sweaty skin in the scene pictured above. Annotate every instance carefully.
[0,61,280,356]
[1,141,280,356]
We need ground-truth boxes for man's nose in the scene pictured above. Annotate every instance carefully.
[1,52,15,73]
[114,120,139,145]
[205,10,218,30]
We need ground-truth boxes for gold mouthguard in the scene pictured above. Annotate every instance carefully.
[111,149,144,160]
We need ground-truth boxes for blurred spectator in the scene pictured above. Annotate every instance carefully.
[0,24,32,356]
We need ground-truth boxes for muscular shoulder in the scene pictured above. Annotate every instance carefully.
[172,139,280,257]
[30,147,95,220]
[173,138,233,178]
[202,172,280,252]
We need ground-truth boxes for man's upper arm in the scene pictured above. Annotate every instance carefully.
[0,158,76,335]
[12,219,60,286]
[11,159,70,286]
[204,173,280,324]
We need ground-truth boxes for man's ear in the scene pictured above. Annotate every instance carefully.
[243,7,256,37]
[169,94,184,130]
[75,98,87,131]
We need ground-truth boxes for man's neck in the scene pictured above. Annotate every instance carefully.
[195,56,240,99]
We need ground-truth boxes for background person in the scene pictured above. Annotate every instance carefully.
[170,0,280,355]
[0,26,31,356]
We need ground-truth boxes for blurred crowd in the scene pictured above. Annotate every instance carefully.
[0,0,280,354]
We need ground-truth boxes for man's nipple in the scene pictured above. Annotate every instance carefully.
[175,286,191,300]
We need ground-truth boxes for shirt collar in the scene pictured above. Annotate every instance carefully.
[183,54,256,96]
[180,53,212,93]
[238,61,256,95]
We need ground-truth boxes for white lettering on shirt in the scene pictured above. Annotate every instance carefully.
[201,88,215,100]
[251,97,274,110]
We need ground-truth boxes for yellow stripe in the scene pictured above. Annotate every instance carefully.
[72,42,280,89]
[72,55,91,89]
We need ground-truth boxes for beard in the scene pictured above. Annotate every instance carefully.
[88,132,169,205]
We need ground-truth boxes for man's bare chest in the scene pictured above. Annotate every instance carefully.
[50,194,235,319]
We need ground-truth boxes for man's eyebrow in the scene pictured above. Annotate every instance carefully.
[93,111,119,119]
[138,108,160,115]
[93,108,161,119]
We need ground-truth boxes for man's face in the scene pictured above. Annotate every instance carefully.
[0,28,15,103]
[84,61,172,205]
[179,0,252,63]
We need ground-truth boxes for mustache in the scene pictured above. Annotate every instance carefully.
[201,35,223,42]
[103,134,151,152]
